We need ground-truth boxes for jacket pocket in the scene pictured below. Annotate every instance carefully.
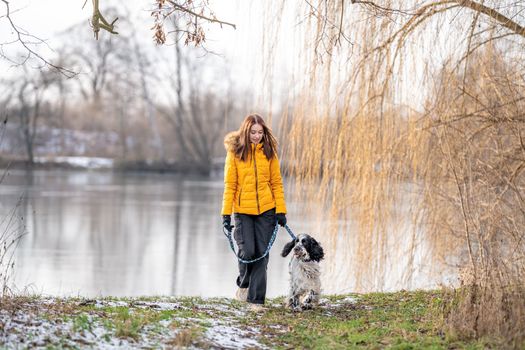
[238,189,242,206]
[267,183,274,201]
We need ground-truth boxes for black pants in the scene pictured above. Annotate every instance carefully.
[233,208,276,304]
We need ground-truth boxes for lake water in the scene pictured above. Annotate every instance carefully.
[0,169,314,298]
[0,169,449,298]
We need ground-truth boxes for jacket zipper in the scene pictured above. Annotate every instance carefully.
[253,146,260,214]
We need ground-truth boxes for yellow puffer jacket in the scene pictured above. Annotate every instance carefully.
[221,132,287,216]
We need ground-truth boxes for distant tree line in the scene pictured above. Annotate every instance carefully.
[0,13,253,174]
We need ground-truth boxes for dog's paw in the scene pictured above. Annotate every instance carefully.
[287,297,299,310]
[300,302,313,310]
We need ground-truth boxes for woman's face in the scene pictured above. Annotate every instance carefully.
[249,123,264,144]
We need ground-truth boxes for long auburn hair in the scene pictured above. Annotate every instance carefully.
[234,114,278,162]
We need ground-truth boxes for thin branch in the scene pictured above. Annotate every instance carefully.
[455,32,515,69]
[460,0,525,37]
[351,0,525,38]
[304,0,353,46]
[152,0,236,46]
[337,0,345,45]
[166,0,236,29]
[349,0,450,16]
[373,1,457,51]
[0,0,77,77]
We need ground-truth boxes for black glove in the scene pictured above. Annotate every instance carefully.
[276,213,287,227]
[222,215,234,232]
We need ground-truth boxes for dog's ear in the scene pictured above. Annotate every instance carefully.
[309,239,324,262]
[281,239,296,257]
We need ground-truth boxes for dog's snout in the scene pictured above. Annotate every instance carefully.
[294,246,301,252]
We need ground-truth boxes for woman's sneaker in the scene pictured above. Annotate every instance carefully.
[248,303,266,312]
[235,288,248,301]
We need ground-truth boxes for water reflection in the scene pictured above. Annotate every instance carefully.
[1,170,295,298]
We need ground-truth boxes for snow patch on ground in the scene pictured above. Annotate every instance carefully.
[34,156,114,169]
[342,296,357,303]
[200,302,245,317]
[320,296,358,308]
[0,308,136,349]
[0,298,269,349]
[93,300,129,308]
[132,301,183,311]
[205,322,268,350]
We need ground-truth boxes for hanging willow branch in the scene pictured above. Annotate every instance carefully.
[350,0,525,38]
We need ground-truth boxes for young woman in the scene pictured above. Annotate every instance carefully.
[221,113,287,311]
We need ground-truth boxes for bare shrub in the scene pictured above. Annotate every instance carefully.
[443,271,525,346]
[166,328,198,348]
[424,47,525,345]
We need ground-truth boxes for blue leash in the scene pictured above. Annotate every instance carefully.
[223,223,297,264]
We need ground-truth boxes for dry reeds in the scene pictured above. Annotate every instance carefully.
[0,193,26,297]
[0,120,26,296]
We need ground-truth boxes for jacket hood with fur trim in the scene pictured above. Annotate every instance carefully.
[224,131,240,153]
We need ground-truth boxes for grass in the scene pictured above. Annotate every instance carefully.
[254,291,449,349]
[0,290,512,349]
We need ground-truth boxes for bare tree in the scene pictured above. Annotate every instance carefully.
[64,28,120,106]
[0,1,76,76]
[10,67,62,164]
[132,34,165,161]
[155,18,233,172]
